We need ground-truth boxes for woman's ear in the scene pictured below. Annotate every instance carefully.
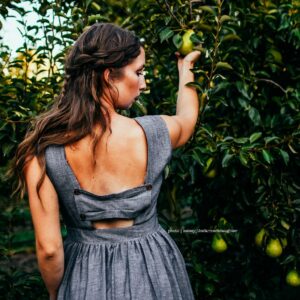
[103,68,112,85]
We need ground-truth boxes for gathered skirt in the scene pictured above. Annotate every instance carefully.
[57,225,195,300]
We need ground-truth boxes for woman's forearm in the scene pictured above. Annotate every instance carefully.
[36,244,64,299]
[176,61,199,123]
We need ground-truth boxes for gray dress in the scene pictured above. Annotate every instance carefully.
[45,115,195,300]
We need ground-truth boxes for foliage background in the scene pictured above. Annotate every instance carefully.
[0,0,299,299]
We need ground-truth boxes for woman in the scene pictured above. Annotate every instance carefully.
[12,23,200,299]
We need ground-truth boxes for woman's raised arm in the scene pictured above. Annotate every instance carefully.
[160,50,201,149]
[24,156,64,300]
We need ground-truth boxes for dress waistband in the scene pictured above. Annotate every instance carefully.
[64,216,161,244]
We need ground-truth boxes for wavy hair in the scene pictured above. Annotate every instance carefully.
[8,22,141,201]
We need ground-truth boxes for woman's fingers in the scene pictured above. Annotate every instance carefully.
[183,50,201,64]
[175,50,201,65]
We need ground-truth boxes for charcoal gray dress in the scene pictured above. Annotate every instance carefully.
[45,115,195,300]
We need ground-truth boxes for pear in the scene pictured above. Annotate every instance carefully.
[255,228,266,247]
[265,238,283,258]
[179,29,195,55]
[211,234,227,253]
[205,169,217,178]
[286,270,300,287]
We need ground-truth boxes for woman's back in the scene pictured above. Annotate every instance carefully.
[64,115,149,229]
[64,115,148,196]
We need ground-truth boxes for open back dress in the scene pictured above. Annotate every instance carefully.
[45,115,195,300]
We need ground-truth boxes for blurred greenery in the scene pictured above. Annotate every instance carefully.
[1,0,299,299]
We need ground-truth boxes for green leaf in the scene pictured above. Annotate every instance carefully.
[236,82,251,99]
[190,33,203,45]
[248,107,261,126]
[164,165,170,179]
[2,143,14,157]
[88,14,108,23]
[268,9,278,14]
[280,255,296,265]
[199,6,216,15]
[215,62,233,71]
[185,82,203,93]
[198,23,213,32]
[264,136,280,144]
[279,149,289,165]
[239,151,248,166]
[203,269,219,281]
[293,199,300,205]
[85,0,93,9]
[164,16,172,25]
[192,239,202,249]
[150,14,160,22]
[133,99,147,115]
[249,132,262,143]
[222,153,234,168]
[193,262,203,274]
[288,143,297,154]
[90,2,101,11]
[192,150,203,166]
[280,219,290,230]
[220,15,231,23]
[238,98,249,109]
[256,191,266,204]
[234,137,248,144]
[159,27,174,43]
[120,16,131,27]
[172,33,182,49]
[249,152,257,161]
[262,149,272,164]
[222,34,242,42]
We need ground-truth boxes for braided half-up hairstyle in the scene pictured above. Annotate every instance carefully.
[8,22,141,201]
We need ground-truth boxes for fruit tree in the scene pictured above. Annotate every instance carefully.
[0,0,299,299]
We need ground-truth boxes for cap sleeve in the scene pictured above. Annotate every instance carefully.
[153,115,172,164]
[134,115,172,181]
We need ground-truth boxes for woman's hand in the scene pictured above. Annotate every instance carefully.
[175,50,201,74]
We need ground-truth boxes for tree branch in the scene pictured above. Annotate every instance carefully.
[255,78,286,94]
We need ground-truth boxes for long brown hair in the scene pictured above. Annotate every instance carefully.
[8,22,141,201]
